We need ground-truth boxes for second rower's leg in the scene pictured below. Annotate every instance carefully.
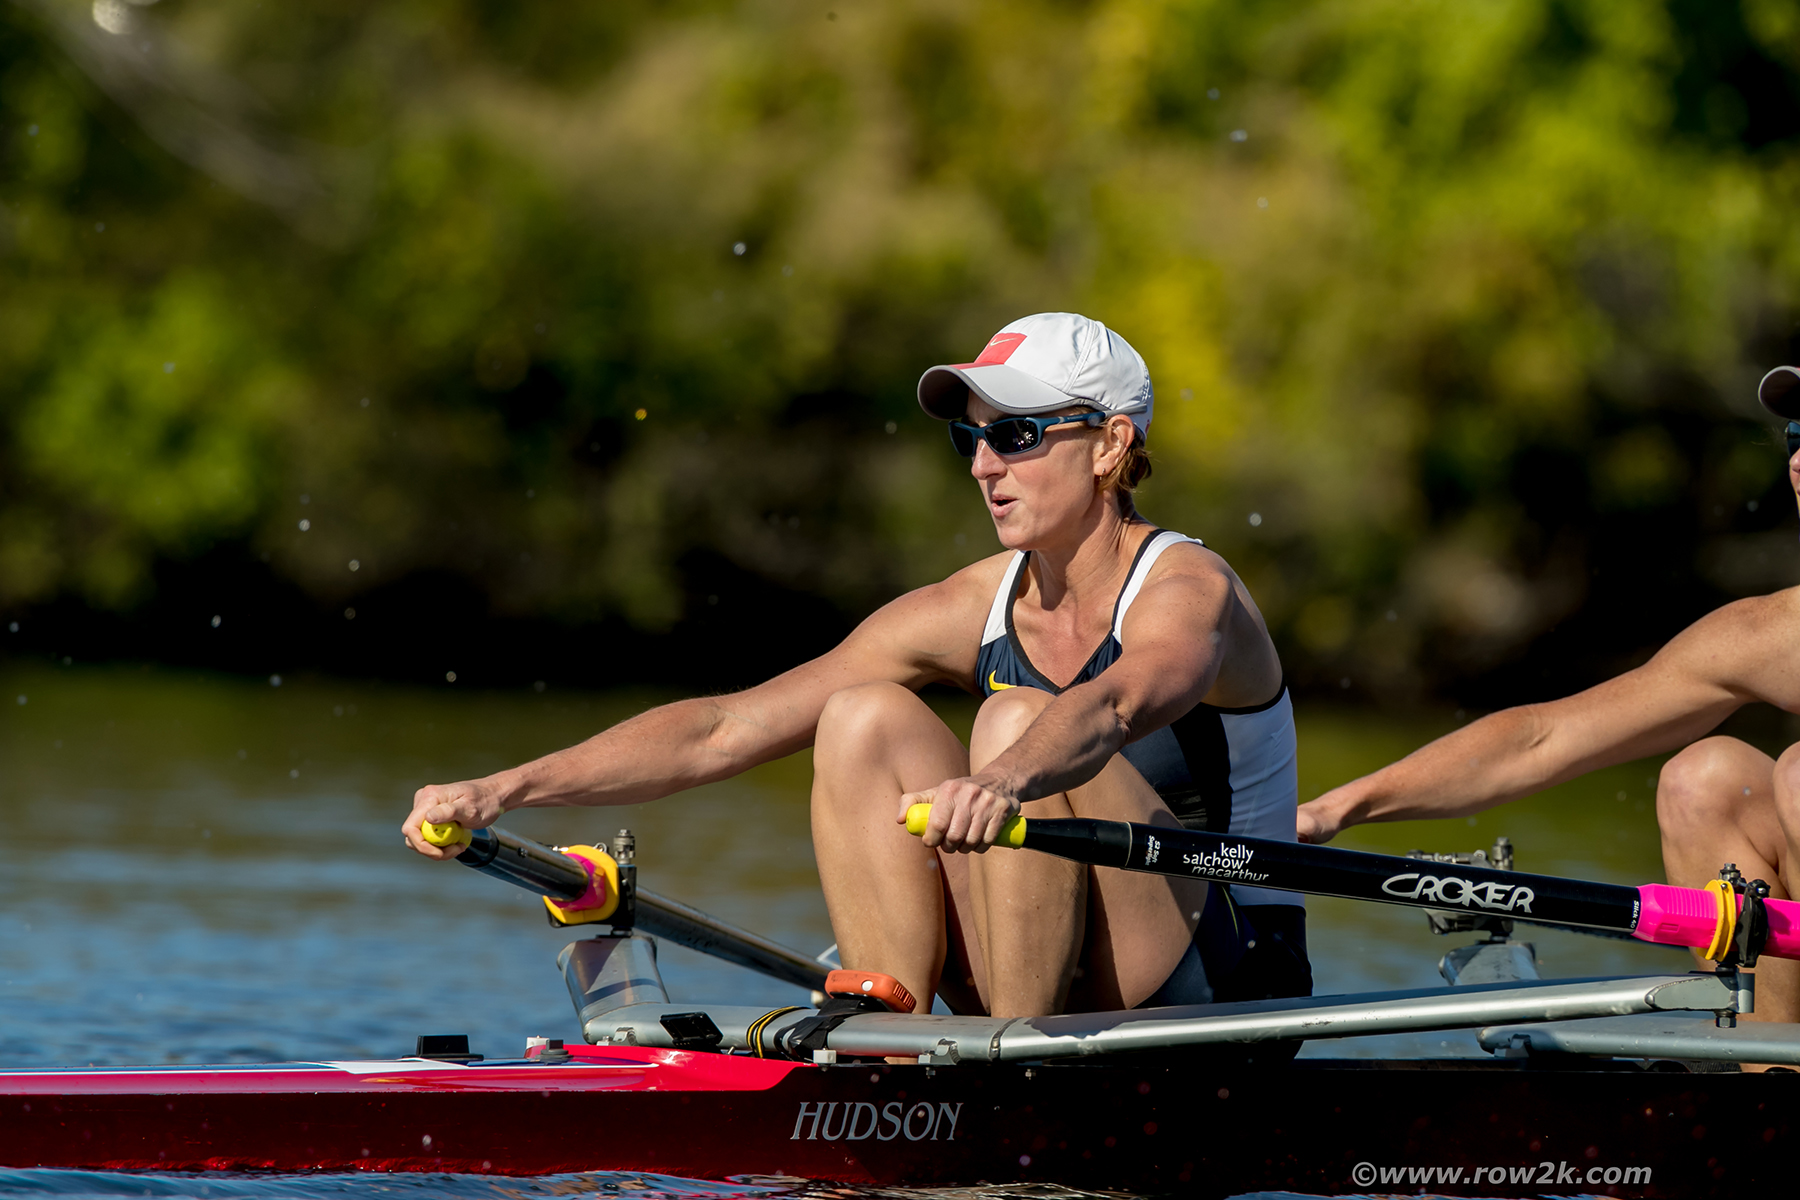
[812,682,969,1010]
[1657,736,1798,1026]
[961,687,1206,1017]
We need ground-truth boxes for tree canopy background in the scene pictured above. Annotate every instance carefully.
[4,0,1800,704]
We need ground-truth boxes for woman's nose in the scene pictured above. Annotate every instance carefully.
[970,439,1006,478]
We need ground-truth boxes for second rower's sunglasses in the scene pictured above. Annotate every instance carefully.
[948,412,1107,458]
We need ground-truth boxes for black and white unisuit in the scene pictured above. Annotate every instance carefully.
[975,528,1312,1009]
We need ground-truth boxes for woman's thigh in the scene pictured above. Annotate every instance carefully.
[811,682,971,1005]
[947,688,1206,1011]
[1064,751,1209,1010]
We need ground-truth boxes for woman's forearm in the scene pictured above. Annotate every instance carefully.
[1309,706,1556,829]
[980,683,1130,802]
[490,695,781,811]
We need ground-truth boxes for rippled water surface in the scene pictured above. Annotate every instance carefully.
[0,663,1705,1196]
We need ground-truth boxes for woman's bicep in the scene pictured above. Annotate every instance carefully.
[1103,574,1236,736]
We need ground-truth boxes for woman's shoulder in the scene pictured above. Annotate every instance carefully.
[1139,528,1231,579]
[907,550,1019,616]
[859,550,1017,632]
[1123,530,1248,616]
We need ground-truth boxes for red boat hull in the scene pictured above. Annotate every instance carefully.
[2,1046,1794,1196]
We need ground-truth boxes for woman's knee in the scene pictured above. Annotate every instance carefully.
[815,682,928,759]
[1771,744,1800,831]
[1657,737,1769,837]
[969,687,1052,766]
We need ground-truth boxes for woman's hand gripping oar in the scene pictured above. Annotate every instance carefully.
[903,803,1800,965]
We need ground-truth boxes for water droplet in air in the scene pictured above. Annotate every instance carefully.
[211,615,222,628]
[732,242,747,256]
[1230,129,1247,142]
[885,421,897,434]
[348,560,360,572]
[1207,89,1219,100]
[344,607,356,620]
[15,695,25,706]
[1257,197,1268,209]
[288,769,299,779]
[533,680,546,692]
[269,675,282,687]
[445,671,458,683]
[298,519,311,531]
[1248,512,1262,526]
[163,362,175,374]
[359,397,370,408]
[635,408,648,420]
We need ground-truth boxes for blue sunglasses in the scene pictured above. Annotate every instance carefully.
[948,412,1107,458]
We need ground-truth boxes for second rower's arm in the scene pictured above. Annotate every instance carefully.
[401,568,990,858]
[1296,592,1798,843]
[910,548,1269,851]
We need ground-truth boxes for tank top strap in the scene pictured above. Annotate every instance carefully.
[1111,530,1205,641]
[983,552,1029,646]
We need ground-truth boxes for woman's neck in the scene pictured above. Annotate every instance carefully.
[1026,498,1147,613]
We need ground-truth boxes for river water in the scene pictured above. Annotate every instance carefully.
[0,662,1712,1196]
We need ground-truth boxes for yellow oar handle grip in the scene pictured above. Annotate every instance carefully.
[421,820,472,848]
[904,803,1027,849]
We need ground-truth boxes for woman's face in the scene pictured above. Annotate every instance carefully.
[964,392,1131,551]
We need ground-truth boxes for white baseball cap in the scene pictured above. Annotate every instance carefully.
[917,312,1154,439]
[1760,365,1800,419]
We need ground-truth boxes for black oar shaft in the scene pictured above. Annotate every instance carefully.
[1018,817,1644,934]
[423,821,830,990]
[456,826,592,902]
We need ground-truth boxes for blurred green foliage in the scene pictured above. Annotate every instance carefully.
[3,0,1800,696]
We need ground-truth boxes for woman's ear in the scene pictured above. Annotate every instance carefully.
[1093,416,1133,476]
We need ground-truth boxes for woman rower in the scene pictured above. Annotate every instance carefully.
[402,312,1310,1018]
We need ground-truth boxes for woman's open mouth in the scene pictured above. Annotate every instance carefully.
[987,492,1017,520]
